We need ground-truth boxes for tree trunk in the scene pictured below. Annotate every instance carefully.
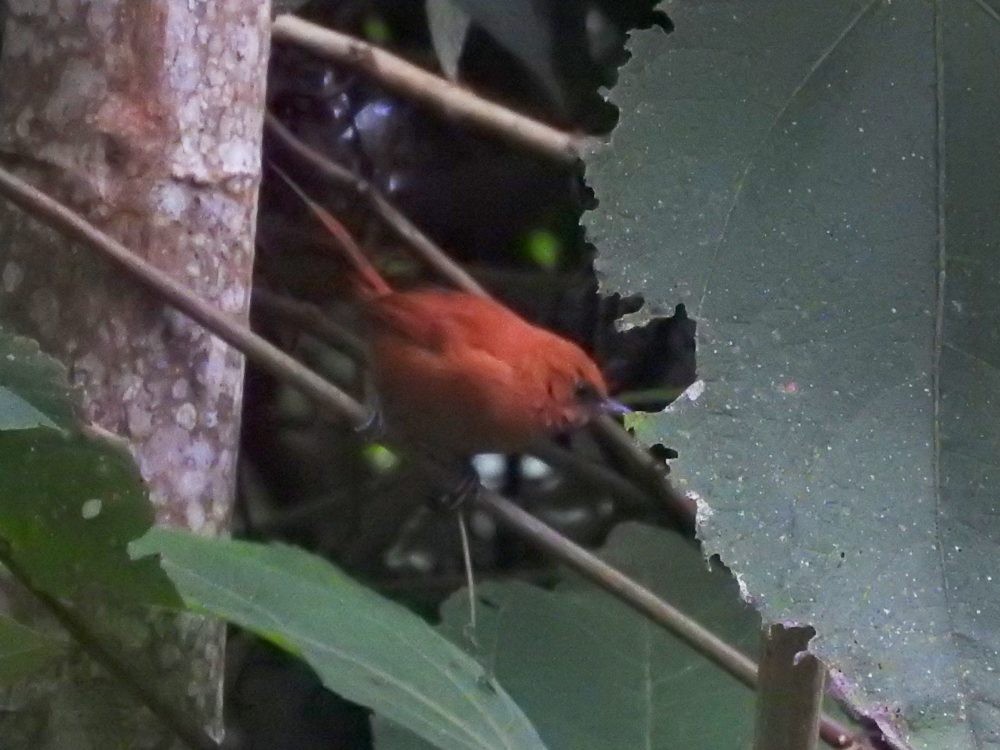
[0,1,270,746]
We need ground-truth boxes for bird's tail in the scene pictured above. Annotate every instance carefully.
[267,161,393,298]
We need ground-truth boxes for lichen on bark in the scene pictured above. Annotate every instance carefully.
[0,1,271,746]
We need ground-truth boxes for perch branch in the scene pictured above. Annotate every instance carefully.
[0,164,855,749]
[266,118,695,524]
[270,15,588,164]
[0,167,366,427]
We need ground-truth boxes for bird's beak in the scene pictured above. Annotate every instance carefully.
[599,397,631,416]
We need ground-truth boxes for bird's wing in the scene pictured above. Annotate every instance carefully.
[367,291,538,360]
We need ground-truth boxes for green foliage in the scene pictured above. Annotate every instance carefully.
[363,13,394,45]
[585,2,1000,747]
[445,0,562,105]
[0,330,178,607]
[426,0,471,80]
[0,614,65,684]
[133,528,547,750]
[374,524,759,750]
[0,329,76,431]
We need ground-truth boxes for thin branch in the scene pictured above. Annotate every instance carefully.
[591,414,699,531]
[265,112,488,296]
[0,167,367,427]
[483,491,758,686]
[529,440,654,513]
[266,115,698,526]
[0,164,856,749]
[252,286,367,361]
[754,625,825,750]
[0,543,218,750]
[270,15,589,164]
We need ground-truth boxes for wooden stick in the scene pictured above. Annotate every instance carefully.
[271,15,589,164]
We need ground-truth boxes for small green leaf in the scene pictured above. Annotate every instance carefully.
[133,529,547,750]
[427,0,471,80]
[0,385,59,431]
[0,330,75,430]
[363,443,401,474]
[0,614,66,684]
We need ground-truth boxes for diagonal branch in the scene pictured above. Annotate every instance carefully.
[0,164,856,749]
[271,14,589,164]
[266,116,696,528]
[265,112,488,296]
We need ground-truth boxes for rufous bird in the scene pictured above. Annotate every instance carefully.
[269,165,624,457]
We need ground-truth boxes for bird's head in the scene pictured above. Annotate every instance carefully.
[536,342,628,433]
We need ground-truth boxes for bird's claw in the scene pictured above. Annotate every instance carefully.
[432,468,481,511]
[355,406,385,441]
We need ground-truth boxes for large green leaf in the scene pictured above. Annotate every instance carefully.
[0,330,178,607]
[374,524,759,750]
[133,529,547,750]
[585,2,1000,748]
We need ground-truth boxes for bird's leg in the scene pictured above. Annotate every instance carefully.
[432,462,481,511]
[455,509,481,652]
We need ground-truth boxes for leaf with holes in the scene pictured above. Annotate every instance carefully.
[585,2,1000,748]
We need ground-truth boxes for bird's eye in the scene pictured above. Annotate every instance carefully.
[573,380,599,402]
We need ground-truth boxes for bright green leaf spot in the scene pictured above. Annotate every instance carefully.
[363,14,393,44]
[363,443,400,474]
[523,229,561,271]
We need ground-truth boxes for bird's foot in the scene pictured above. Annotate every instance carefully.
[355,405,385,442]
[432,466,481,511]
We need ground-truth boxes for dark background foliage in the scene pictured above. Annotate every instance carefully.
[233,1,690,746]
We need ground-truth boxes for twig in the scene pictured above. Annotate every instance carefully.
[0,543,218,750]
[270,15,588,164]
[264,116,703,527]
[483,491,758,685]
[265,112,488,295]
[252,286,367,360]
[590,414,699,531]
[0,167,367,427]
[0,164,856,749]
[265,118,694,522]
[754,625,825,750]
[529,440,653,513]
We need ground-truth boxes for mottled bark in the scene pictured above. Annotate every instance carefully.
[0,1,270,747]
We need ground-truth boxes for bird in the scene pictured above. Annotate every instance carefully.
[267,164,625,458]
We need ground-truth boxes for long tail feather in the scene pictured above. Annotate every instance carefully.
[267,161,392,297]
